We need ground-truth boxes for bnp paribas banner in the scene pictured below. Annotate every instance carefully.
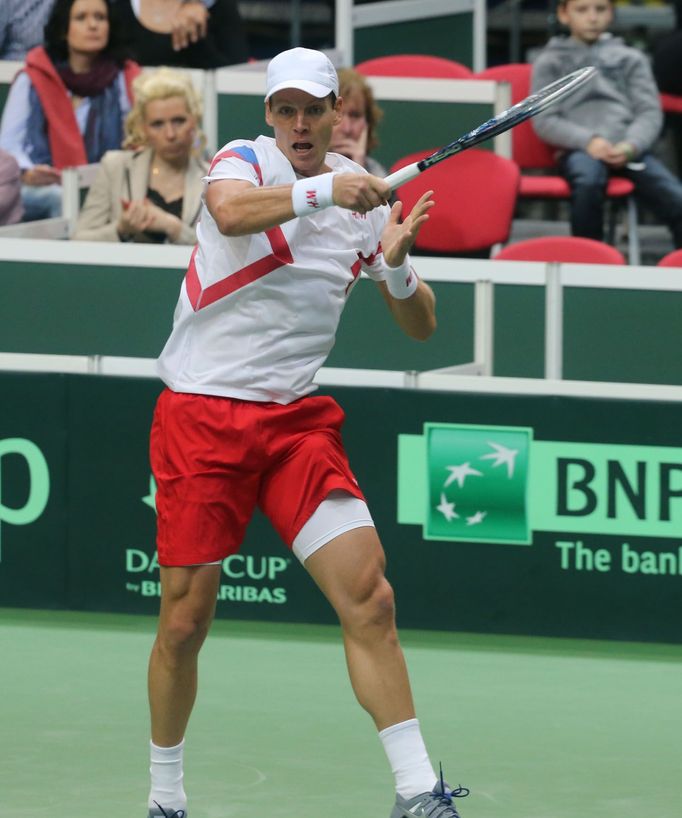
[398,423,682,575]
[1,374,681,643]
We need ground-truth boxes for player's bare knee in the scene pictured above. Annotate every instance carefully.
[368,578,396,628]
[158,608,212,657]
[344,576,396,634]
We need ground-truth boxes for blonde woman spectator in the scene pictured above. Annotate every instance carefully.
[74,67,208,243]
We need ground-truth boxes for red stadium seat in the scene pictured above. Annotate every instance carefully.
[355,54,473,79]
[660,93,682,115]
[656,248,682,267]
[493,236,626,265]
[388,148,519,255]
[475,63,640,263]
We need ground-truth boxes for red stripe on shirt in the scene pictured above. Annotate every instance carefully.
[360,242,381,266]
[345,256,363,295]
[185,245,201,310]
[185,227,294,311]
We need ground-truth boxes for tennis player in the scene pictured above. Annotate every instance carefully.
[146,46,468,818]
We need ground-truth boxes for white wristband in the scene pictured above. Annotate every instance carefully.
[384,257,418,299]
[291,173,335,217]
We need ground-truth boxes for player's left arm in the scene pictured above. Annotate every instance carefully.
[377,277,436,341]
[376,190,437,341]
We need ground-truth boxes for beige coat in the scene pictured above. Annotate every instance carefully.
[73,147,207,244]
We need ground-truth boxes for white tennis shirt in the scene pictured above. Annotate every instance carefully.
[157,136,397,404]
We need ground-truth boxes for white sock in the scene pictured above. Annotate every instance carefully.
[148,739,187,812]
[379,718,438,798]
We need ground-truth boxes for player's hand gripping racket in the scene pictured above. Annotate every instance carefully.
[384,66,596,191]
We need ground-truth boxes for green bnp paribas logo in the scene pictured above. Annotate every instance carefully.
[399,423,682,543]
[399,423,532,544]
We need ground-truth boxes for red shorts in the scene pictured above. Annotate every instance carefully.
[150,389,365,566]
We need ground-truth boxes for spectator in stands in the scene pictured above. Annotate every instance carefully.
[0,0,217,61]
[330,67,387,177]
[74,66,207,243]
[0,0,139,221]
[531,0,682,247]
[0,148,23,225]
[116,0,248,69]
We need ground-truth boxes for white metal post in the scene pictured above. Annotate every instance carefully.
[61,168,80,237]
[492,80,512,158]
[474,279,494,376]
[203,70,218,156]
[544,261,563,379]
[472,0,487,72]
[335,0,354,65]
[627,197,641,266]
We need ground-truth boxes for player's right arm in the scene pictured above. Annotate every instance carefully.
[206,173,390,237]
[206,178,297,236]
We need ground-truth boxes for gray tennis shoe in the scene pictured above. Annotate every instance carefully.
[148,802,187,818]
[390,769,469,818]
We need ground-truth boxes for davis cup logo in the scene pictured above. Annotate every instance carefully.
[424,423,533,544]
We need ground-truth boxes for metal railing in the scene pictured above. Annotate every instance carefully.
[1,240,682,401]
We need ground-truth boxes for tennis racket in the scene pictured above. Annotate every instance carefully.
[384,66,596,191]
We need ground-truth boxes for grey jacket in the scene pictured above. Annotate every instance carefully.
[73,148,207,244]
[531,33,662,155]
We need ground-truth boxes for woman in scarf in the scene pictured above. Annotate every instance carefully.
[74,66,208,244]
[0,0,139,221]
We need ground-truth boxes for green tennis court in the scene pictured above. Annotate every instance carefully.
[1,608,680,817]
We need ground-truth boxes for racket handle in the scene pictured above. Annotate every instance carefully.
[384,162,420,191]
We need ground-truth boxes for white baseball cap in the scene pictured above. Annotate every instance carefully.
[265,47,339,101]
